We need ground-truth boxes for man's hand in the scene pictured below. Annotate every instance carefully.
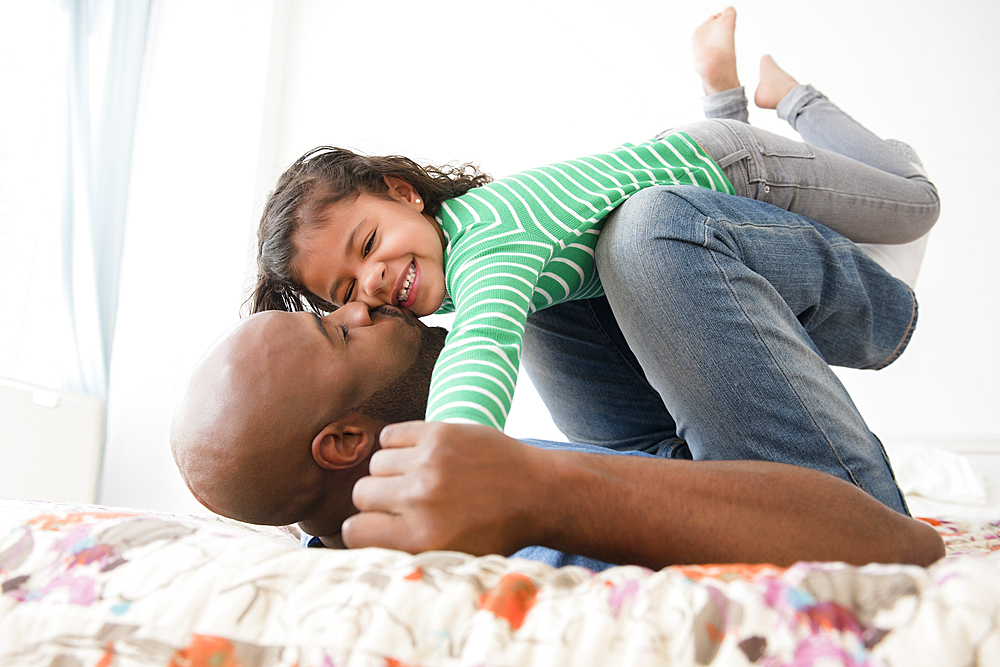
[341,421,550,556]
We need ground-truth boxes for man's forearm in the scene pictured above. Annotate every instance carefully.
[344,422,944,568]
[530,446,944,568]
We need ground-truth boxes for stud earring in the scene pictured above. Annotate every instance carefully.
[415,198,422,204]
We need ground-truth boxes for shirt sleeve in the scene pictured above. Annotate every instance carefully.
[423,242,545,430]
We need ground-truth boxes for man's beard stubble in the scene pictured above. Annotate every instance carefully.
[351,323,448,424]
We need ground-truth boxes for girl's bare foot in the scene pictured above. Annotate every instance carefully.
[692,7,740,95]
[754,55,799,109]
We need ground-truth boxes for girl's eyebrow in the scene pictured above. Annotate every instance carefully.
[344,217,369,253]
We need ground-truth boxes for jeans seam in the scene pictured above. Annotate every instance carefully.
[749,181,941,211]
[708,214,870,494]
[581,300,652,389]
[871,433,911,515]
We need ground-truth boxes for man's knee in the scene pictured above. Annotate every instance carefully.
[611,185,708,226]
[598,186,702,262]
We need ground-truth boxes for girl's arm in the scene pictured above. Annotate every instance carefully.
[423,241,547,430]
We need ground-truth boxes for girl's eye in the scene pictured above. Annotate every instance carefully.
[363,231,375,257]
[344,280,355,303]
[339,324,349,341]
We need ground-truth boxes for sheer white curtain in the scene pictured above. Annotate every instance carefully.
[98,0,276,512]
[0,2,69,389]
[0,0,150,401]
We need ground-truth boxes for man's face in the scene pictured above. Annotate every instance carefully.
[261,302,444,421]
[348,309,446,423]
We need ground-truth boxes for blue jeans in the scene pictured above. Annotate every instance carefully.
[677,85,939,246]
[522,186,912,515]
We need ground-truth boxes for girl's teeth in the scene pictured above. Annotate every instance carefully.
[399,264,415,302]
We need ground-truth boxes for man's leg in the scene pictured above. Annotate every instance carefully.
[594,185,912,514]
[522,297,689,457]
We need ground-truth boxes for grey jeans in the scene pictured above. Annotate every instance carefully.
[668,85,940,246]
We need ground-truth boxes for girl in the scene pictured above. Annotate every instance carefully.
[251,8,938,431]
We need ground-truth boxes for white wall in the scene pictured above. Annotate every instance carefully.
[100,0,1000,514]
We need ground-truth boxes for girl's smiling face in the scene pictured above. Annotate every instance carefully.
[294,176,448,317]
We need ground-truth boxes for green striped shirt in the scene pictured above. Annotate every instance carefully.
[426,131,734,429]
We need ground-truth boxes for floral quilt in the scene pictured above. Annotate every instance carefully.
[1,498,998,667]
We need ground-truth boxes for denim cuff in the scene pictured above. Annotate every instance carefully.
[776,84,825,129]
[702,86,749,123]
[872,287,918,371]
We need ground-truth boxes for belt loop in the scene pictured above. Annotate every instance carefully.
[716,148,751,169]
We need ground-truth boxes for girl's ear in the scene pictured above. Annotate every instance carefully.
[311,418,379,471]
[383,175,422,209]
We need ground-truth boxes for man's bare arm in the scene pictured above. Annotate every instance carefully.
[342,421,945,568]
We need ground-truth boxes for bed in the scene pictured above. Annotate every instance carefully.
[3,445,1000,667]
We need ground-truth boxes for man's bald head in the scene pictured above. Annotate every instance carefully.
[170,305,446,530]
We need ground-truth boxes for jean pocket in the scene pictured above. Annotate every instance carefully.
[752,131,816,159]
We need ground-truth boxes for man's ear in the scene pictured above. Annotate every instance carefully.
[311,417,379,471]
[383,175,422,209]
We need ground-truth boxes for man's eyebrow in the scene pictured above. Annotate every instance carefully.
[312,313,337,348]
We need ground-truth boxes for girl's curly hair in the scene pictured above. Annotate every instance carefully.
[249,146,492,315]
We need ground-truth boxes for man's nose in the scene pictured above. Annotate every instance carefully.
[334,301,374,327]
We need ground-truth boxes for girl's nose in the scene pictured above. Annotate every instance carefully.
[361,262,387,298]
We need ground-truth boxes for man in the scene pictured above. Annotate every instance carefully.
[171,296,943,570]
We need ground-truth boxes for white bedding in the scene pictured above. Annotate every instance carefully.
[885,442,1000,521]
[1,497,998,667]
